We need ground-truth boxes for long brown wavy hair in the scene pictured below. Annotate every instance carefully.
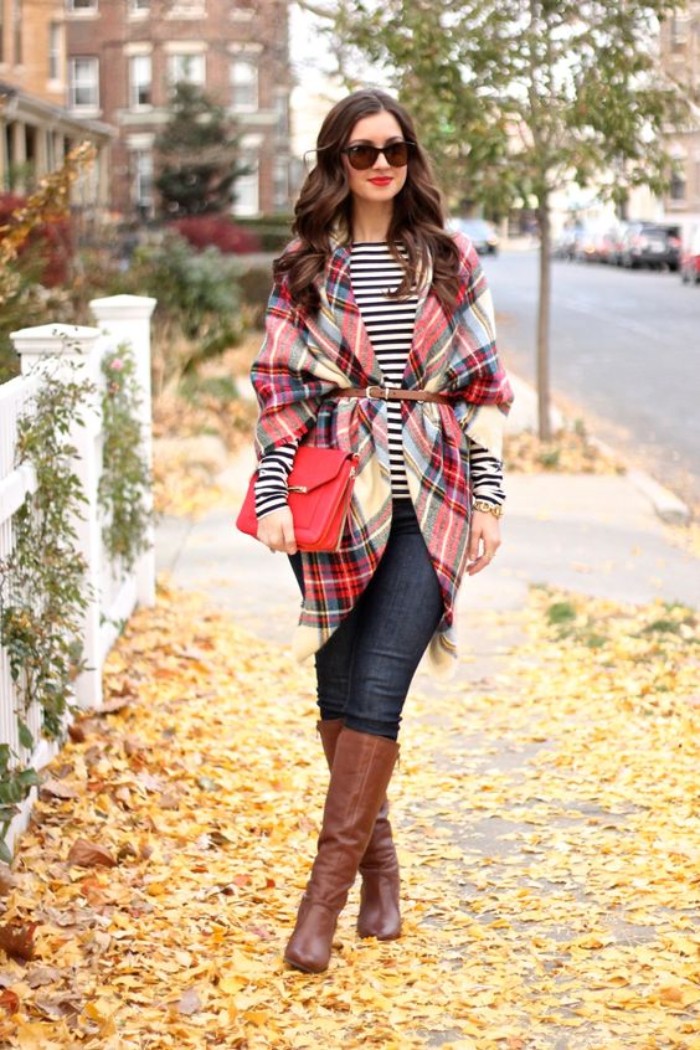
[274,89,462,313]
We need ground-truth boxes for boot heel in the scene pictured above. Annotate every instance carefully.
[284,897,339,973]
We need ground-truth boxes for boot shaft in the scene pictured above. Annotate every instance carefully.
[308,728,398,910]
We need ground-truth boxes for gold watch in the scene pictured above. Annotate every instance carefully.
[472,499,504,518]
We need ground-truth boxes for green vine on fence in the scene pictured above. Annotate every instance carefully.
[98,344,152,571]
[0,346,151,861]
[0,368,91,862]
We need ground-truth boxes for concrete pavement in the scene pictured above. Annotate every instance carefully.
[155,377,699,650]
[152,384,699,1046]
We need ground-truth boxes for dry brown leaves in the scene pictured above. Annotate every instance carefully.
[152,453,239,522]
[1,584,698,1049]
[664,519,700,561]
[152,339,258,520]
[153,329,621,522]
[504,429,623,475]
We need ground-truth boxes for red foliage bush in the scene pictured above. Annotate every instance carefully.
[0,192,73,287]
[169,214,261,255]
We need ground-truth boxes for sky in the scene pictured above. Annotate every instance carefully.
[288,3,387,156]
[288,5,344,156]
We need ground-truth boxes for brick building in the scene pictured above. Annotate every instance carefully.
[0,0,111,202]
[660,3,700,220]
[0,0,67,107]
[65,0,292,220]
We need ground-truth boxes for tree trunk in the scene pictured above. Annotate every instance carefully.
[536,194,552,441]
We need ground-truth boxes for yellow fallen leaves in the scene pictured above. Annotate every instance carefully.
[0,583,699,1048]
[152,340,257,521]
[665,518,700,561]
[152,453,236,521]
[503,428,624,475]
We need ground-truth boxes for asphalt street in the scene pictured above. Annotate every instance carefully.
[483,249,700,507]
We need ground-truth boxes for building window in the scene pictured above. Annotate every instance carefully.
[273,156,288,212]
[230,58,258,112]
[165,0,205,17]
[274,91,289,141]
[670,15,688,52]
[670,169,686,202]
[70,56,99,109]
[168,53,206,87]
[230,0,254,22]
[129,0,150,11]
[233,154,259,216]
[68,0,98,11]
[132,149,154,213]
[48,22,62,81]
[129,55,152,108]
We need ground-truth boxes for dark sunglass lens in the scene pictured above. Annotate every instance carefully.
[347,145,378,170]
[384,142,409,166]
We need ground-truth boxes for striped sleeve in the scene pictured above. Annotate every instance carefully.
[469,440,505,507]
[254,440,297,519]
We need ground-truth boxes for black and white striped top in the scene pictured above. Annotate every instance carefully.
[254,242,505,519]
[350,242,417,496]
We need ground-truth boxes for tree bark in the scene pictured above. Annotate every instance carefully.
[536,193,552,441]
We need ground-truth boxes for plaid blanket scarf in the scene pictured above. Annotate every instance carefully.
[251,234,513,674]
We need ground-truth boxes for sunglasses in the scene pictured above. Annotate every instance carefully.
[341,141,414,171]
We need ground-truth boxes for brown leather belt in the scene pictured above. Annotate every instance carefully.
[334,385,453,406]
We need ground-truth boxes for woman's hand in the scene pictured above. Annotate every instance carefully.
[257,507,298,555]
[466,509,501,576]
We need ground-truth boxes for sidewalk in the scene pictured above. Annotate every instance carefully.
[4,381,699,1050]
[156,377,700,640]
[151,383,700,1043]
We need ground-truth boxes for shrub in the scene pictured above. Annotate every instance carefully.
[122,233,246,389]
[169,214,261,255]
[235,215,293,252]
[237,266,273,329]
[0,192,72,287]
[0,194,75,381]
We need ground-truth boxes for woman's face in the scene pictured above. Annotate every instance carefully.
[341,111,408,207]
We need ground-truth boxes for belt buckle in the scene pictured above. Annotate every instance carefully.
[366,384,391,400]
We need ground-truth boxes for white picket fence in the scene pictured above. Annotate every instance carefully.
[0,295,156,856]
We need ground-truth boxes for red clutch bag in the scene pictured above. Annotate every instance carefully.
[236,446,359,553]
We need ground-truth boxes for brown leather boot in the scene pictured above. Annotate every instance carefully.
[284,728,398,973]
[317,719,401,941]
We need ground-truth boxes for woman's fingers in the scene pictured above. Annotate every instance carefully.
[466,550,495,576]
[257,507,298,554]
[467,510,501,575]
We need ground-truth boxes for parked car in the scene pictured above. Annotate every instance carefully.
[619,221,681,271]
[680,226,700,284]
[572,222,611,263]
[572,223,596,262]
[552,223,584,260]
[449,217,500,255]
[602,223,628,266]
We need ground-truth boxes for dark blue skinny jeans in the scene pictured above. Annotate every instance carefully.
[290,499,443,742]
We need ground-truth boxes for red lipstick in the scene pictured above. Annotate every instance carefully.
[369,177,392,186]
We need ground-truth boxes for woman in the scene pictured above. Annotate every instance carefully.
[250,89,513,974]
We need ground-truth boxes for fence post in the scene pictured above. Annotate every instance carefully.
[10,323,104,710]
[89,294,157,608]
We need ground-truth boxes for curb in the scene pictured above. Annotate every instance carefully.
[625,469,692,527]
[236,370,693,527]
[585,434,691,526]
[511,377,693,527]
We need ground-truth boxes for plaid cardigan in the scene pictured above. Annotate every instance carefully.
[251,234,513,674]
